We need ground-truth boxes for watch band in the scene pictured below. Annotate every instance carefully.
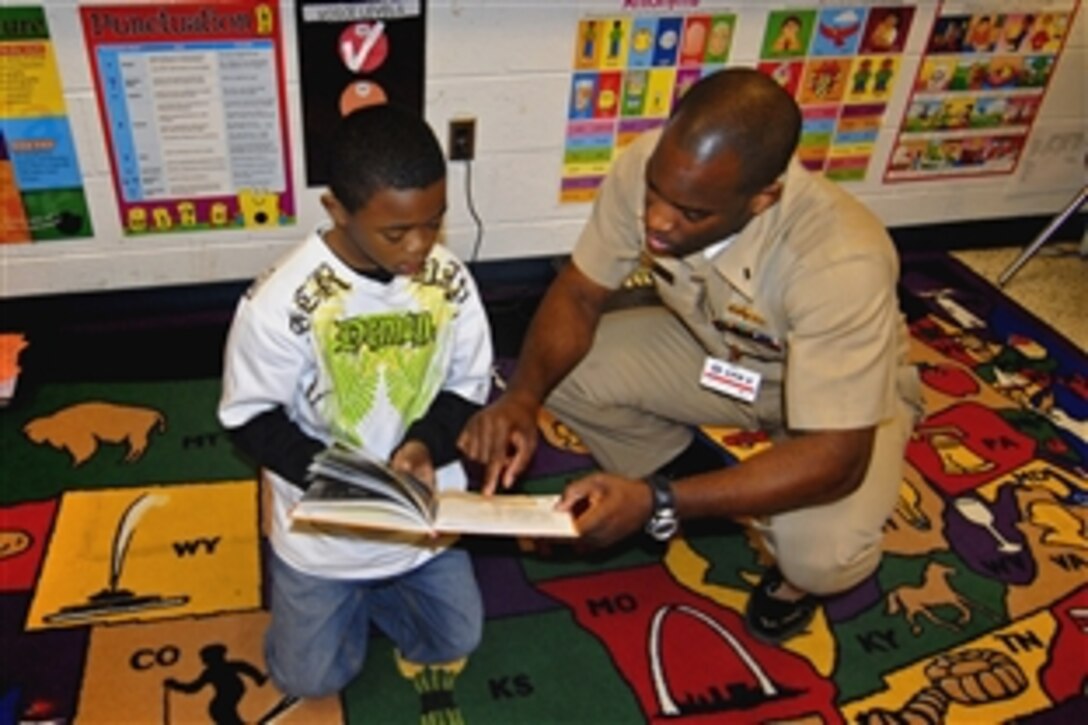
[643,473,679,541]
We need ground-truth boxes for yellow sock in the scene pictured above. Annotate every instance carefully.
[393,651,467,725]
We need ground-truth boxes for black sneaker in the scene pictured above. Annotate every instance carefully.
[745,567,818,642]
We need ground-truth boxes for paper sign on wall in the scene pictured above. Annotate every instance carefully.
[80,2,295,235]
[295,0,425,186]
[757,4,916,183]
[559,12,737,204]
[0,6,94,243]
[885,1,1080,181]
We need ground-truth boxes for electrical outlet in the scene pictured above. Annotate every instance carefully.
[448,117,476,161]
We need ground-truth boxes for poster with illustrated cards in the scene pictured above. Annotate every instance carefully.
[80,1,295,236]
[560,12,737,203]
[757,4,916,183]
[1,6,93,242]
[296,0,425,186]
[885,0,1080,181]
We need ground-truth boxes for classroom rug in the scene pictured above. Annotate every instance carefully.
[1,250,1085,724]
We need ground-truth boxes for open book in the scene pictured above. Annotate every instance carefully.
[291,444,578,538]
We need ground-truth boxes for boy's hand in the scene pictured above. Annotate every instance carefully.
[391,440,436,488]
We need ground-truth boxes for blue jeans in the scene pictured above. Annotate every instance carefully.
[264,547,483,698]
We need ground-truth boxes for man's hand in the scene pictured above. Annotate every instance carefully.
[391,440,435,488]
[557,472,654,548]
[457,392,540,494]
[459,263,611,495]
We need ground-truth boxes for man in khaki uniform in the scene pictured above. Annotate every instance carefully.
[459,68,921,641]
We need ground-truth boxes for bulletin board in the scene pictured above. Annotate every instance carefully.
[885,0,1080,181]
[80,1,295,236]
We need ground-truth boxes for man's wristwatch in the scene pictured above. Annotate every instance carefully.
[643,473,679,541]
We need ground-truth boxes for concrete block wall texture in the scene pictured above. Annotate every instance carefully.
[2,0,1084,297]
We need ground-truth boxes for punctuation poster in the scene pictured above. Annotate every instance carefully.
[295,0,425,186]
[560,11,737,203]
[80,2,295,235]
[757,4,916,182]
[886,0,1080,181]
[0,6,93,242]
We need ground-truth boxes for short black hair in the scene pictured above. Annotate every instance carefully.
[668,68,802,193]
[328,104,446,212]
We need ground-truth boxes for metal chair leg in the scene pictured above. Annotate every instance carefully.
[998,185,1087,288]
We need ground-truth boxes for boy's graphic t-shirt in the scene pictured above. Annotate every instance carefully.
[219,228,493,578]
[311,270,454,451]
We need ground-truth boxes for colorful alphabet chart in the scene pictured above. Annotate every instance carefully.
[81,2,294,235]
[295,0,425,186]
[757,4,916,182]
[559,12,737,203]
[885,1,1079,181]
[0,6,93,243]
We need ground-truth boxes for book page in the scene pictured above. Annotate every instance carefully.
[433,492,578,538]
[307,444,437,521]
[291,498,432,536]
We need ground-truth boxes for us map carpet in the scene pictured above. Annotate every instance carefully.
[1,251,1085,724]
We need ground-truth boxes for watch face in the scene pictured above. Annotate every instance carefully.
[646,513,679,541]
[645,475,679,541]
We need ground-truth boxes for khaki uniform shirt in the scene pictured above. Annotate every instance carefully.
[573,130,915,432]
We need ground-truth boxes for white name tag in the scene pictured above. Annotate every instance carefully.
[700,356,761,403]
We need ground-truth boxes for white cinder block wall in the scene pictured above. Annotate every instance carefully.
[2,0,1085,297]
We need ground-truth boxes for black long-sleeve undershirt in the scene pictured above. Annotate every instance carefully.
[403,392,482,468]
[225,391,481,490]
[226,407,324,489]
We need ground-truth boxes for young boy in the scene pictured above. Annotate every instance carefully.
[218,104,493,715]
